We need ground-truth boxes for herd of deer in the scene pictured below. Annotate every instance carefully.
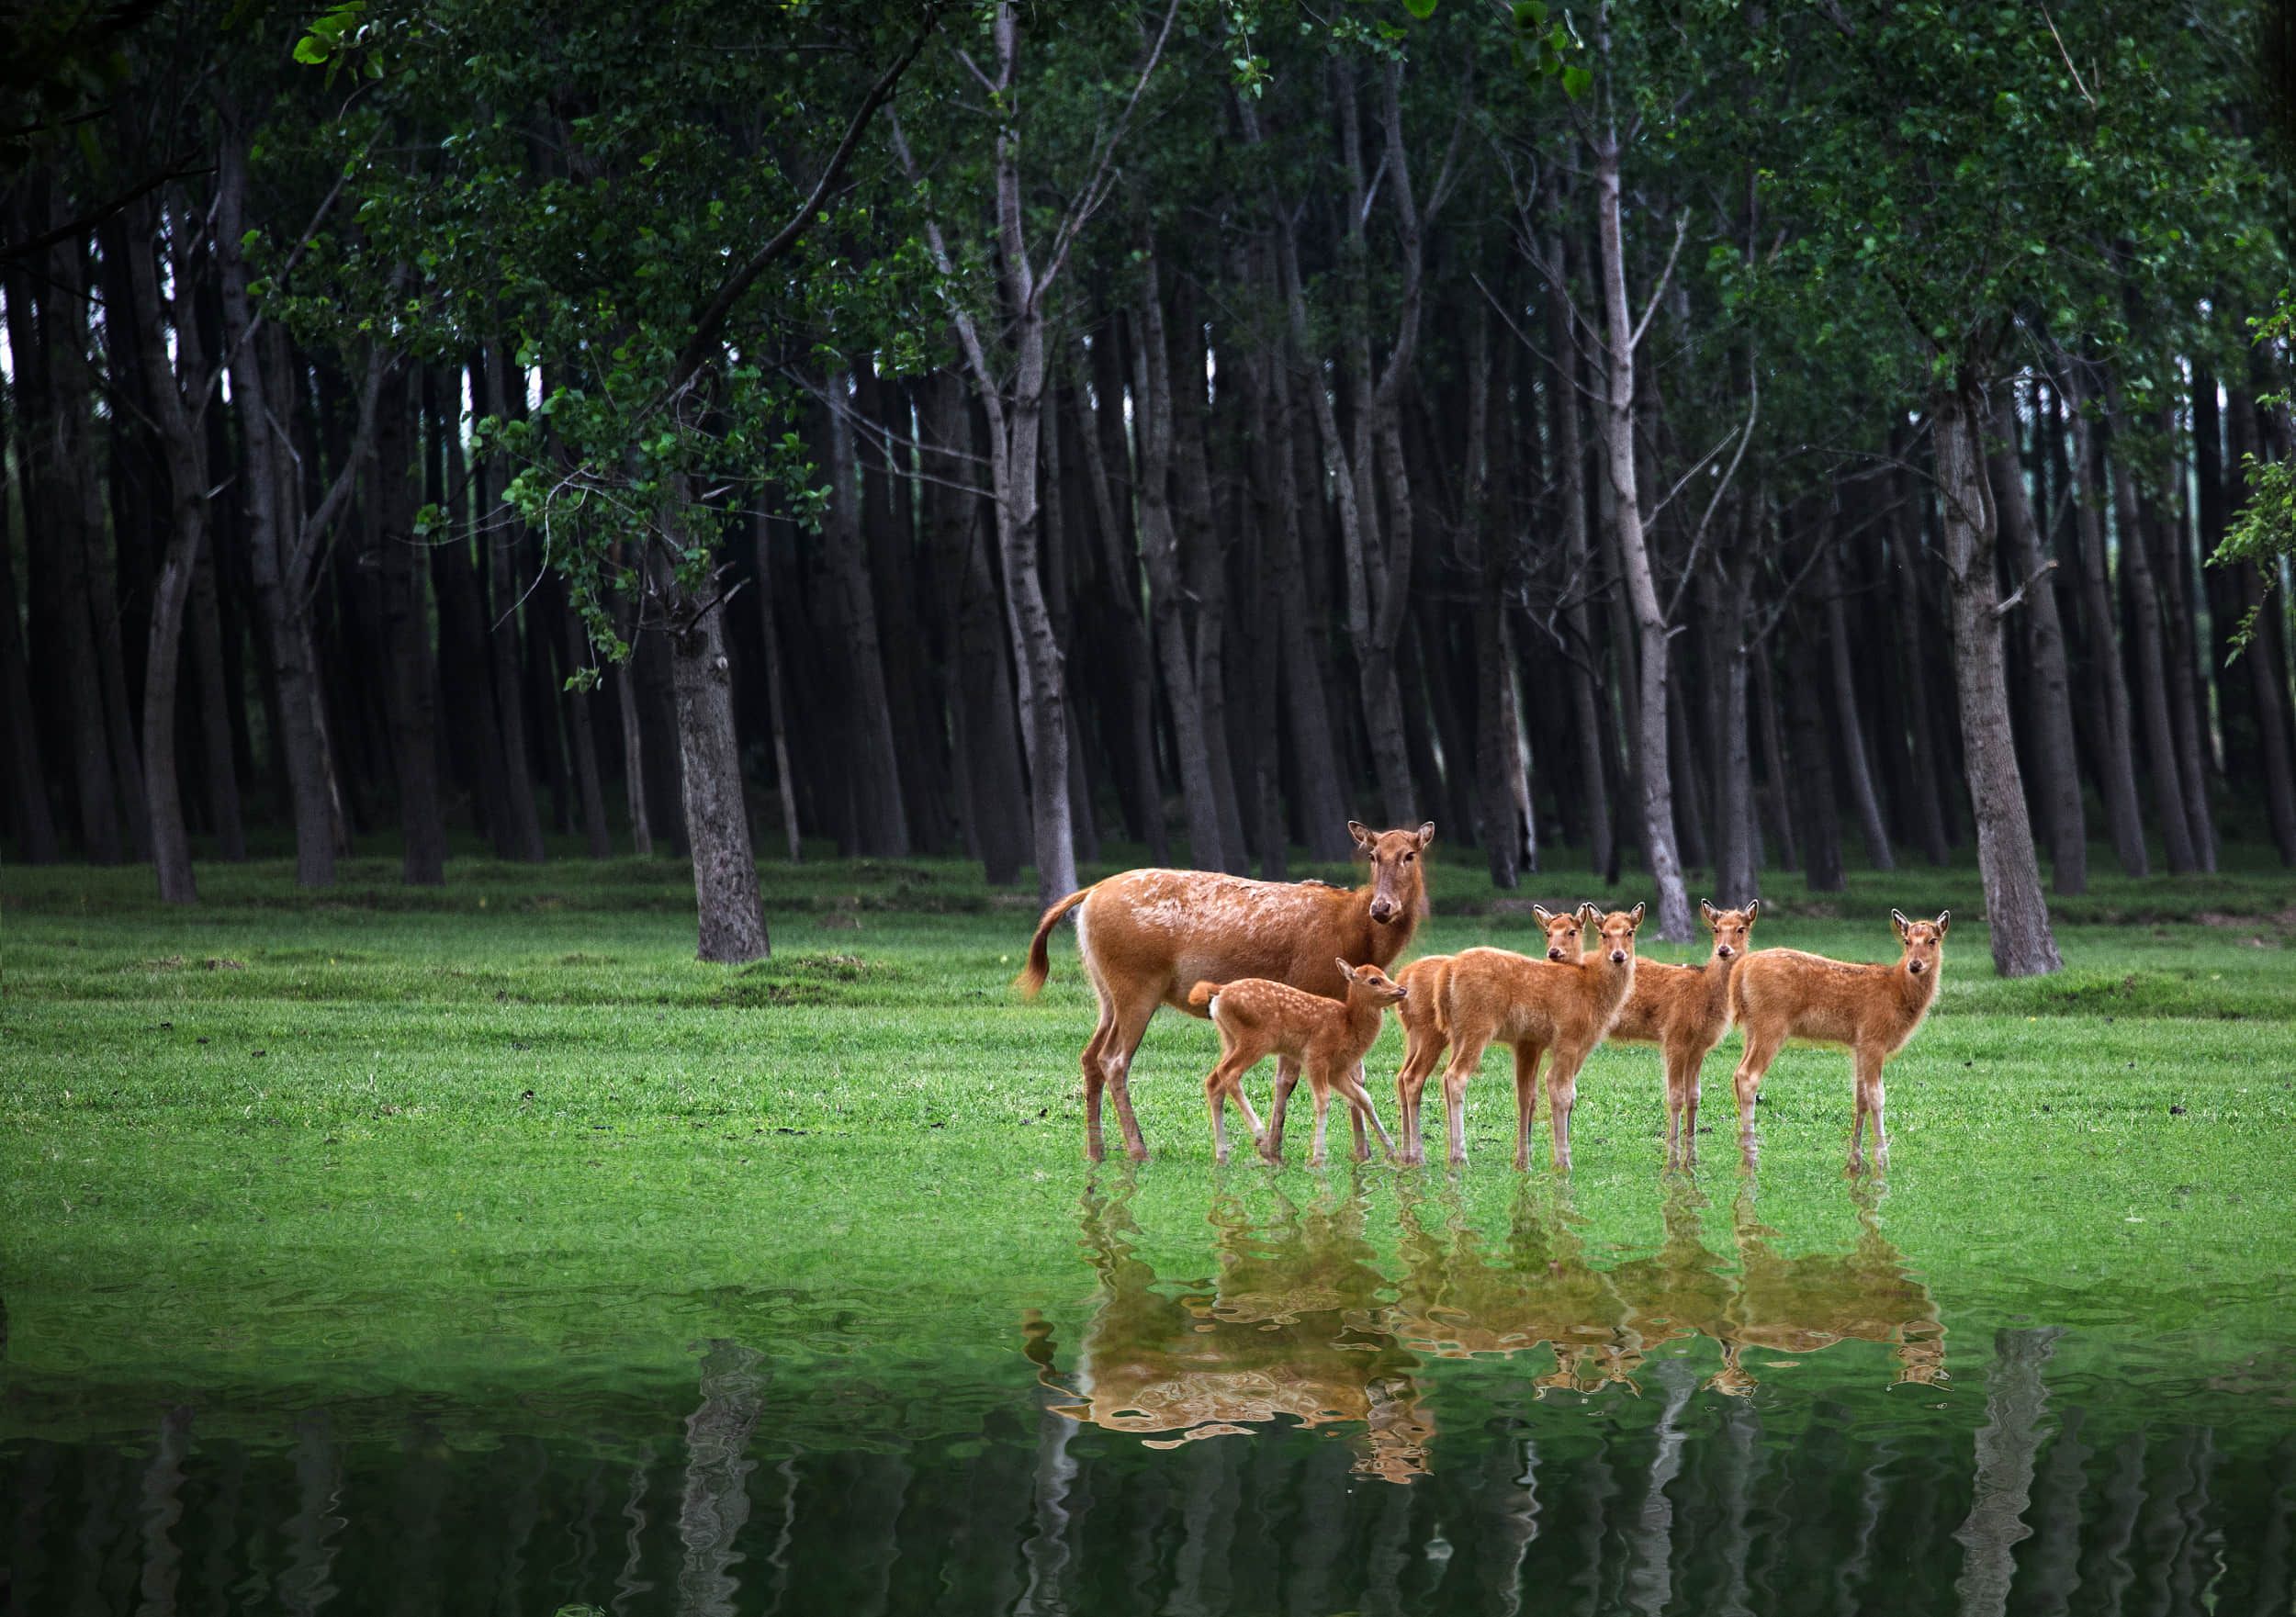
[1018,820,1951,1171]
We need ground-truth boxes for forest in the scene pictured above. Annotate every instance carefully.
[6,0,2296,976]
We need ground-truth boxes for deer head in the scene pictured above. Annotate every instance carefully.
[1531,904,1587,962]
[1593,904,1645,967]
[1337,958,1410,1005]
[1699,898,1761,962]
[1349,821,1436,926]
[1890,909,1949,977]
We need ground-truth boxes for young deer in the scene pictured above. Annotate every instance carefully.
[1610,899,1760,1166]
[1018,821,1435,1162]
[1187,960,1406,1166]
[1729,909,1949,1170]
[1412,904,1643,1172]
[1391,906,1590,1162]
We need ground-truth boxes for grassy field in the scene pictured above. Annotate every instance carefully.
[4,844,2295,1449]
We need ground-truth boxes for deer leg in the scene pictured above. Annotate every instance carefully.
[1733,1023,1784,1147]
[1868,1057,1889,1170]
[1079,996,1117,1163]
[1263,1057,1302,1162]
[1850,1046,1887,1173]
[1547,1048,1582,1173]
[1441,1038,1485,1168]
[1681,1047,1705,1167]
[1335,1064,1396,1160]
[1099,989,1158,1164]
[1310,1078,1334,1168]
[1348,1064,1370,1162]
[1204,1054,1245,1164]
[1512,1042,1546,1173]
[1395,1033,1444,1166]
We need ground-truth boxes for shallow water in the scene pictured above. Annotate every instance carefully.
[5,1169,2291,1616]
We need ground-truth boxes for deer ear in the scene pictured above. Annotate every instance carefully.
[1532,904,1554,926]
[1746,898,1761,924]
[1579,902,1602,926]
[1934,910,1951,936]
[1347,820,1373,848]
[1628,902,1646,926]
[1336,957,1356,983]
[1891,908,1911,939]
[1700,899,1717,924]
[1415,821,1436,848]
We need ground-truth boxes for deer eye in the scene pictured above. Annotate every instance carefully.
[1402,851,1415,862]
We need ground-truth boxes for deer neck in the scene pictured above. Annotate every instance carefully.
[1583,953,1636,1015]
[1894,960,1941,1021]
[1701,950,1741,1018]
[1343,989,1389,1052]
[1350,873,1423,960]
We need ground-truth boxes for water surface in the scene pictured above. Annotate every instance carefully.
[5,1168,2290,1615]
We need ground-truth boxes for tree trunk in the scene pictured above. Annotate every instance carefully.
[8,212,125,864]
[1887,478,1954,865]
[1170,284,1249,871]
[1594,131,1694,941]
[1710,504,1761,903]
[1075,334,1172,862]
[1821,538,1895,871]
[2103,409,2196,872]
[652,515,769,962]
[613,606,655,856]
[552,592,613,859]
[818,368,913,856]
[56,216,152,862]
[480,346,547,862]
[1987,396,2085,894]
[1750,638,1797,871]
[929,372,1029,885]
[748,512,805,862]
[1786,632,1845,892]
[121,194,207,901]
[218,128,336,887]
[1544,252,1616,879]
[2146,408,2216,870]
[1465,310,1523,887]
[1131,269,1231,871]
[370,370,446,884]
[0,488,57,861]
[186,520,245,860]
[2061,389,2149,876]
[1932,384,2061,977]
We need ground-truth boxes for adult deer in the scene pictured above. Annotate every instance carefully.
[1409,904,1644,1172]
[1610,899,1760,1167]
[1729,909,1949,1171]
[1017,821,1435,1162]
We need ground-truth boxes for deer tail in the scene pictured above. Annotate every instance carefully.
[1015,885,1095,999]
[1187,981,1222,1010]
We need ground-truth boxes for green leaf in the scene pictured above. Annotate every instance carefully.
[1402,0,1438,17]
[1560,63,1592,99]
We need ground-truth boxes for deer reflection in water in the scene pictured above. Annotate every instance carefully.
[1044,1181,1435,1483]
[1041,1172,1943,1481]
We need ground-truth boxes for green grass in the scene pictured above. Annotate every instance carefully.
[4,846,2295,1448]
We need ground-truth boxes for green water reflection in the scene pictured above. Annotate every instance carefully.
[4,1173,2290,1615]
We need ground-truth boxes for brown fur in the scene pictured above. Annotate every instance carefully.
[1728,909,1949,1169]
[1189,960,1405,1165]
[1390,906,1587,1162]
[1016,821,1435,1162]
[1403,903,1644,1171]
[1610,900,1760,1165]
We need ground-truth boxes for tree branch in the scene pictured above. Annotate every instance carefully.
[658,2,945,406]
